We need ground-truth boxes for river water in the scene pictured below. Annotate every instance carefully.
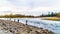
[0,18,60,34]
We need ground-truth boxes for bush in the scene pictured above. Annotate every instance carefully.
[57,13,60,17]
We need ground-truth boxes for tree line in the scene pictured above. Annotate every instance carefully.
[40,12,60,17]
[0,12,60,18]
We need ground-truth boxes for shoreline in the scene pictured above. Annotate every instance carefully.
[42,17,60,21]
[0,20,54,34]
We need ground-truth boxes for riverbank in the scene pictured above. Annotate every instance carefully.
[0,20,54,34]
[42,17,60,21]
[0,25,13,34]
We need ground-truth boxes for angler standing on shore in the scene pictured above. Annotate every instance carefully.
[18,19,19,23]
[26,20,28,25]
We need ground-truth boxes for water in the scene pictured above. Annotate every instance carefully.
[0,18,60,34]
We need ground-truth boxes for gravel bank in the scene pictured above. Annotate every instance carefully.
[0,26,13,34]
[0,20,54,34]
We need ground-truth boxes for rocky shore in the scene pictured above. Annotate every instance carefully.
[0,20,54,34]
[0,26,13,34]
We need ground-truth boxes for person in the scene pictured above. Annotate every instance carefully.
[26,20,28,25]
[18,19,19,23]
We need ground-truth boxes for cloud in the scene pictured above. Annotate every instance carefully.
[0,0,60,15]
[7,0,60,11]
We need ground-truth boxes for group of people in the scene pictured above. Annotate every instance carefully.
[14,19,28,25]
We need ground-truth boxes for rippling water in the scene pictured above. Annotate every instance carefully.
[0,18,60,34]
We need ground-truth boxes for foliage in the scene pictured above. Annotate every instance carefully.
[57,13,60,17]
[0,14,35,18]
[40,12,57,17]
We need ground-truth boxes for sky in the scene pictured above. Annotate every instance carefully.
[0,0,60,16]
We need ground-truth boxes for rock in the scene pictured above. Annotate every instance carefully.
[0,20,54,34]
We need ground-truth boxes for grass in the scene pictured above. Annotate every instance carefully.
[43,17,60,21]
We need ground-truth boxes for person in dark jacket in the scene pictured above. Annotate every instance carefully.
[26,20,28,25]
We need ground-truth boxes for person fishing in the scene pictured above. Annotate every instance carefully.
[18,19,19,23]
[26,20,28,25]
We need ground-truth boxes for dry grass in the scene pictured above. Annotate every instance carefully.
[43,17,60,21]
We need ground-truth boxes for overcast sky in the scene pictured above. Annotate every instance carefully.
[0,0,60,16]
